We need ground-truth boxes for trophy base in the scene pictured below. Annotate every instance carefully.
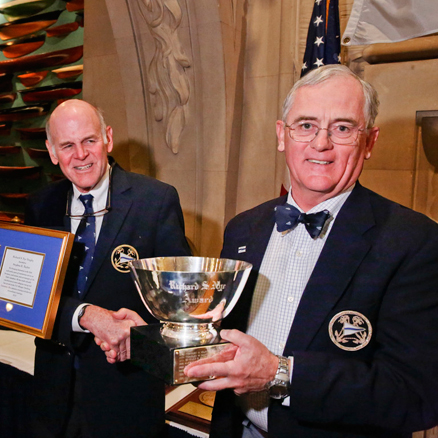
[131,324,229,385]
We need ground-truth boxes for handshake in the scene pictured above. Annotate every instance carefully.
[79,305,146,364]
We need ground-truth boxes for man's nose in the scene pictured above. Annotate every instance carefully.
[74,144,88,159]
[311,128,334,151]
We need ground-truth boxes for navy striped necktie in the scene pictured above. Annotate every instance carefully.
[75,194,96,296]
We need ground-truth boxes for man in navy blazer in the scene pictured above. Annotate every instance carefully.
[185,65,438,437]
[25,100,191,437]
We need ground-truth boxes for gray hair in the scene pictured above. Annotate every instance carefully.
[45,102,108,153]
[282,65,379,128]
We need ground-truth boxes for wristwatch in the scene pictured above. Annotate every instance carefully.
[265,355,290,399]
[78,305,89,330]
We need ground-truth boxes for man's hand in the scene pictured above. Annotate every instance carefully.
[96,308,147,364]
[81,306,146,364]
[184,329,278,395]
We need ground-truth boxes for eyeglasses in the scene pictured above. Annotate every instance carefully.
[67,205,111,219]
[65,163,113,219]
[284,121,365,145]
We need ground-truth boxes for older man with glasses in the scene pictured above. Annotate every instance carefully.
[25,99,191,438]
[185,65,438,438]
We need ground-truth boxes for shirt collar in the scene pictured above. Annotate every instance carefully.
[287,183,355,219]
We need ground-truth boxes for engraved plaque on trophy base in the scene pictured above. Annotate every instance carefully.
[131,325,229,385]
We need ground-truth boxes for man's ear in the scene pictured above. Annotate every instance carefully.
[364,127,379,160]
[276,120,285,152]
[46,140,59,165]
[105,126,114,153]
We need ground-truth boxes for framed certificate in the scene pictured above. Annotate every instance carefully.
[0,222,74,339]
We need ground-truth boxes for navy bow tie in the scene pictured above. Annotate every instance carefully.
[275,204,330,238]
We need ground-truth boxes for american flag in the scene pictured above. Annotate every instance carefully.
[301,0,341,77]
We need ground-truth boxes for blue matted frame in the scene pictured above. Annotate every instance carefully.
[0,222,74,339]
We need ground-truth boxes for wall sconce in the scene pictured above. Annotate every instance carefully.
[416,110,438,168]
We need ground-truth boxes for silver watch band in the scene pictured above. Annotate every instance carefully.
[266,355,290,399]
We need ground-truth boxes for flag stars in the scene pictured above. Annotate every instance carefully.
[314,15,323,26]
[301,0,340,78]
[314,36,324,47]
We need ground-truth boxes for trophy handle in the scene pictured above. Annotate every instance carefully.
[222,266,252,319]
[129,265,157,319]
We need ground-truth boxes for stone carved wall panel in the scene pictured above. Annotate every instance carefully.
[135,0,191,154]
[121,0,247,256]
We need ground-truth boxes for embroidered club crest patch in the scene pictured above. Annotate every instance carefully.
[111,244,139,273]
[329,311,372,351]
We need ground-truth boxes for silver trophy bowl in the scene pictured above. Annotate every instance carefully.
[129,256,252,346]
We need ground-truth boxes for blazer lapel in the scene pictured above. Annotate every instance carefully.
[246,203,280,271]
[222,196,287,331]
[226,196,287,271]
[285,184,376,352]
[82,165,133,298]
